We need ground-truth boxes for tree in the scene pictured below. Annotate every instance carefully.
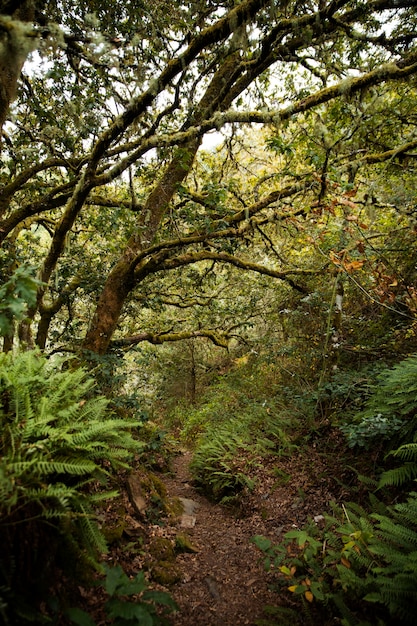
[1,0,417,356]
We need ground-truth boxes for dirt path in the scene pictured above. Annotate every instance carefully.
[163,451,278,626]
[76,434,352,625]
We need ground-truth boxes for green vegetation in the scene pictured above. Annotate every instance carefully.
[252,491,417,625]
[250,354,417,625]
[66,564,177,626]
[1,0,417,623]
[0,349,145,624]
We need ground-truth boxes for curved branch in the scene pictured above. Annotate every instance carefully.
[110,328,229,349]
[143,250,324,293]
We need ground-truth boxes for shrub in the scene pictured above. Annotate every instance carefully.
[342,354,417,449]
[252,492,417,625]
[0,350,145,624]
[189,424,255,502]
[66,563,177,626]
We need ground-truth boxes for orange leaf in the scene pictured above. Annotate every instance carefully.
[288,585,297,593]
[344,187,358,197]
[305,591,314,603]
[343,260,364,272]
[341,557,351,569]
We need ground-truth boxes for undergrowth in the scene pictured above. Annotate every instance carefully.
[252,353,417,625]
[0,350,145,624]
[252,491,417,625]
[172,362,295,502]
[66,563,177,626]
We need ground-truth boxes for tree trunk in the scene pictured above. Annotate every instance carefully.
[0,1,37,139]
[82,52,242,355]
[82,260,136,355]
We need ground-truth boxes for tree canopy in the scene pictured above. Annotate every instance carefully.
[1,0,417,357]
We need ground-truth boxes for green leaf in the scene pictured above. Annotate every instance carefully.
[251,535,272,551]
[65,607,97,626]
[105,599,154,625]
[104,564,131,596]
[285,530,309,545]
[142,590,178,609]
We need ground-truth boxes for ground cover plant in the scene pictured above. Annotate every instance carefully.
[0,349,146,624]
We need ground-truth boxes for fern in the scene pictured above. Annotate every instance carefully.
[345,354,417,449]
[378,442,417,488]
[0,350,146,624]
[190,425,254,501]
[253,492,417,625]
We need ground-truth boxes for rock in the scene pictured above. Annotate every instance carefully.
[204,575,221,601]
[175,533,199,553]
[178,497,199,526]
[126,474,147,517]
[150,561,182,585]
[149,537,175,561]
[180,513,196,528]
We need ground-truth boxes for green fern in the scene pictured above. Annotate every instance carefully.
[253,493,417,625]
[190,425,254,501]
[0,350,146,624]
[345,354,417,449]
[377,441,417,490]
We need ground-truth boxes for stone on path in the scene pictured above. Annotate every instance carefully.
[178,497,199,528]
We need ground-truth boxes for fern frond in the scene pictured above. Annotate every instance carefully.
[8,458,98,477]
[378,462,417,488]
[392,443,417,461]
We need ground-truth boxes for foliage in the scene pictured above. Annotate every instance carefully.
[252,492,417,625]
[342,354,417,449]
[2,0,417,357]
[378,442,417,489]
[189,425,255,502]
[341,414,404,450]
[66,563,177,626]
[169,360,293,501]
[0,263,41,337]
[0,350,144,624]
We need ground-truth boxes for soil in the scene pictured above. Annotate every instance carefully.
[74,430,360,625]
[163,443,351,626]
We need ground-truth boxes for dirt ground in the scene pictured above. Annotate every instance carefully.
[154,440,352,626]
[76,432,357,625]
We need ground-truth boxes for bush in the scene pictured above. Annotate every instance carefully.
[252,492,417,625]
[342,354,417,449]
[66,563,177,626]
[0,350,145,624]
[189,424,255,502]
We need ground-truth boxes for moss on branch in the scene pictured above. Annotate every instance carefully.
[110,329,229,349]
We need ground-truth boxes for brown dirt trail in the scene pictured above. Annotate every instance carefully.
[162,445,346,626]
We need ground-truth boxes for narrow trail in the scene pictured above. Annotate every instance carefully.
[163,451,277,626]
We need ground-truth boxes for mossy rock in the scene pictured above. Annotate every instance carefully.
[165,496,185,521]
[149,537,175,561]
[143,472,167,499]
[102,521,127,545]
[175,533,199,554]
[150,560,182,585]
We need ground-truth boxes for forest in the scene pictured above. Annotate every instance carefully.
[1,0,417,624]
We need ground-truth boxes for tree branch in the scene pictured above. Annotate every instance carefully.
[146,250,324,293]
[110,328,230,349]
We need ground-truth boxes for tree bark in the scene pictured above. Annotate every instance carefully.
[0,1,37,139]
[82,52,242,355]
